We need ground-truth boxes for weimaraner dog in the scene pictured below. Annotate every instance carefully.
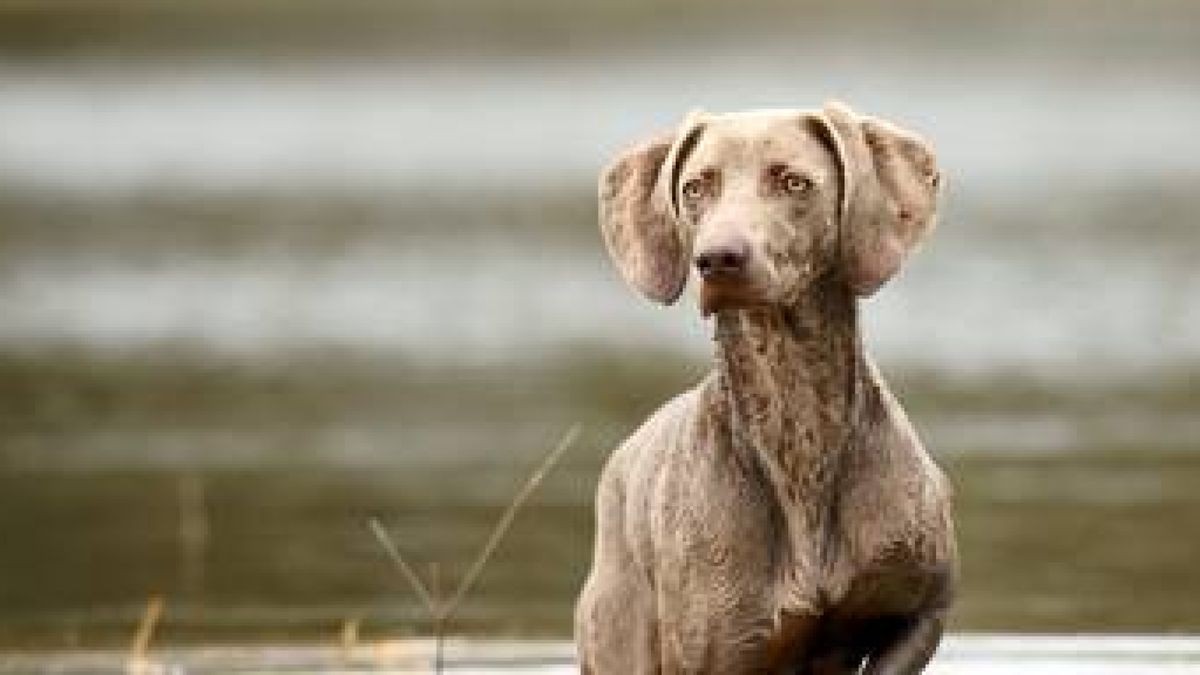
[575,102,957,674]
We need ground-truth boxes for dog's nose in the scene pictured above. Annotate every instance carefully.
[695,242,749,278]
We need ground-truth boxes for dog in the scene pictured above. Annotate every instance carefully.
[575,102,957,674]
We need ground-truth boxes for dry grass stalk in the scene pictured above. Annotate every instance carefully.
[368,424,581,673]
[126,595,164,674]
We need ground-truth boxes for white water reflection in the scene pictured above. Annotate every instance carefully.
[1,227,1197,377]
[0,44,1198,193]
[3,635,1199,673]
[0,41,1198,376]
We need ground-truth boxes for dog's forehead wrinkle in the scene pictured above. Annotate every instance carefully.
[682,134,745,179]
[687,115,832,179]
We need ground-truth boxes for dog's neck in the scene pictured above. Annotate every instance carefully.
[712,276,866,558]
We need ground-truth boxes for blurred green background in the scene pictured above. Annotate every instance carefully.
[0,0,1198,649]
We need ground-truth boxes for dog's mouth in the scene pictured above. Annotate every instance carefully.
[699,279,769,317]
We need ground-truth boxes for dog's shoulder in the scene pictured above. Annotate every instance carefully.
[839,359,956,574]
[608,372,715,474]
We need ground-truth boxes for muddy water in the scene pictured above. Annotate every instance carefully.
[0,350,1197,647]
[1,12,1199,649]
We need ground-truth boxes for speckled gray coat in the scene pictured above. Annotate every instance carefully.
[576,103,958,674]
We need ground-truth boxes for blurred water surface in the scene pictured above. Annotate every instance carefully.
[1,44,1199,373]
[0,0,1198,650]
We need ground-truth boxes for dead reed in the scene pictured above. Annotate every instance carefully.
[368,424,580,673]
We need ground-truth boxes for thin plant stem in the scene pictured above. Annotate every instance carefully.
[129,595,164,660]
[430,562,444,675]
[367,424,580,674]
[441,424,579,616]
[368,518,438,616]
[435,616,445,675]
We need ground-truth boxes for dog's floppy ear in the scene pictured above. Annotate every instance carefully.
[817,101,941,297]
[599,113,706,304]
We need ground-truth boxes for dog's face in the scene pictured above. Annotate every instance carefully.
[599,102,941,314]
[672,112,843,315]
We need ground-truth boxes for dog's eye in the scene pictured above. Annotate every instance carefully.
[782,173,814,194]
[681,178,704,200]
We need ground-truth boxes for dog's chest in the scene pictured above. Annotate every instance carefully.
[655,447,927,599]
[654,484,938,672]
[644,436,949,671]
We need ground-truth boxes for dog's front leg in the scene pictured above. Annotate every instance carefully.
[860,611,944,675]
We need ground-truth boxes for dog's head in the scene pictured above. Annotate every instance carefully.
[599,102,941,315]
